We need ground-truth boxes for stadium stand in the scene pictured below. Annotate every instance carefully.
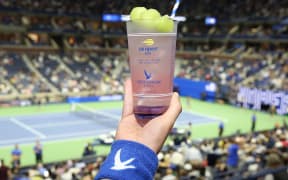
[0,0,287,105]
[0,0,288,179]
[4,124,288,179]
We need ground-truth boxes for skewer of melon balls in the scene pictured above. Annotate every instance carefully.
[129,7,174,33]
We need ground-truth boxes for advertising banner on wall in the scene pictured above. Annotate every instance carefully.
[237,87,288,115]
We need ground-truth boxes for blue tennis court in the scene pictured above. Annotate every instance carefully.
[0,109,222,147]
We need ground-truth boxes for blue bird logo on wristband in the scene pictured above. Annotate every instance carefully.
[111,149,136,170]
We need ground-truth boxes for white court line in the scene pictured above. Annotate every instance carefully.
[87,110,120,120]
[73,104,120,120]
[0,137,37,145]
[0,129,110,146]
[30,120,93,128]
[47,129,111,139]
[9,118,47,139]
[85,110,120,121]
[189,111,228,123]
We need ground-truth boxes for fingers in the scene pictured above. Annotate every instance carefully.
[122,78,134,117]
[145,92,182,153]
[161,92,182,126]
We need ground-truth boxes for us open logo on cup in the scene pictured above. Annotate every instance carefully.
[143,38,154,46]
[138,38,158,55]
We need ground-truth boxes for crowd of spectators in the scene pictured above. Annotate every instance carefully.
[175,45,288,104]
[2,15,287,49]
[0,0,287,44]
[0,0,175,18]
[10,71,51,95]
[0,33,23,45]
[0,0,287,20]
[0,79,12,96]
[29,52,127,96]
[1,155,103,180]
[0,53,51,96]
[0,1,288,180]
[0,42,287,106]
[156,123,288,179]
[0,63,12,96]
[179,0,288,20]
[0,50,131,102]
[1,0,285,105]
[1,122,288,179]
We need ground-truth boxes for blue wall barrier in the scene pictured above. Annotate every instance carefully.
[174,78,217,102]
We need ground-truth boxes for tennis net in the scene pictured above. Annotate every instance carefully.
[70,103,120,128]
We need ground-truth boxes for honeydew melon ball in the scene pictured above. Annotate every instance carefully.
[138,8,161,30]
[130,7,147,21]
[156,15,174,32]
[140,8,161,20]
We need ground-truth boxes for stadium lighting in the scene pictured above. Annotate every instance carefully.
[205,17,217,25]
[102,14,122,22]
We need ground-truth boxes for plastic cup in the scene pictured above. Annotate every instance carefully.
[126,20,178,119]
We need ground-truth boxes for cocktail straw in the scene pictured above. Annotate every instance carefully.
[170,0,181,18]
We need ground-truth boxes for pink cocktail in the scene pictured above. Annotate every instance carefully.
[127,21,178,119]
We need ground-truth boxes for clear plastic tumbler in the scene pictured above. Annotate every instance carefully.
[126,20,178,119]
